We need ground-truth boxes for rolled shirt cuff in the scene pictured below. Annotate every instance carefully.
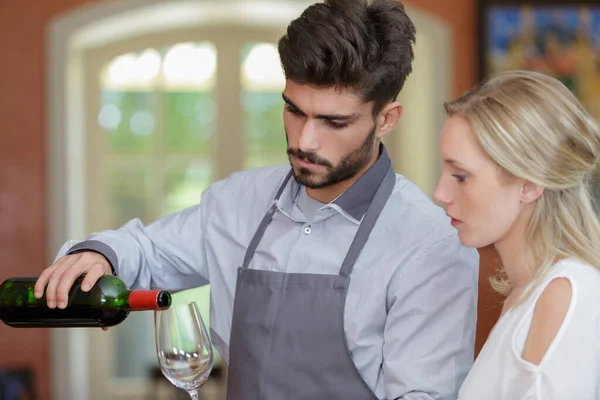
[66,240,118,275]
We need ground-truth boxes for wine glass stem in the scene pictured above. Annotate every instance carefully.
[188,390,200,400]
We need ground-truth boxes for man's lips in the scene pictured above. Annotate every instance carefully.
[293,156,324,169]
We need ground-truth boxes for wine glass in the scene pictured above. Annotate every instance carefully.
[154,301,214,400]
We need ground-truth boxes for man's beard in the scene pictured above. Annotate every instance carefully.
[286,125,377,189]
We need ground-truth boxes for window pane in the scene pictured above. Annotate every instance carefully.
[244,153,289,170]
[162,42,217,91]
[163,160,213,216]
[108,166,155,378]
[241,42,287,170]
[101,41,222,384]
[100,90,159,153]
[164,92,216,153]
[108,166,152,226]
[115,312,156,378]
[240,42,285,90]
[242,91,286,153]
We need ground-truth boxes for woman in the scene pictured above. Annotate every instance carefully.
[433,69,600,399]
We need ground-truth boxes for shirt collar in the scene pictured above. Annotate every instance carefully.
[332,143,392,220]
[276,144,392,222]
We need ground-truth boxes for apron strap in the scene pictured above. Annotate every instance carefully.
[242,170,294,269]
[339,166,396,277]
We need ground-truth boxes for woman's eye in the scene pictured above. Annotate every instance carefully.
[452,174,467,183]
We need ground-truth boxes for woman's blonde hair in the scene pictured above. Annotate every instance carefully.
[444,70,600,296]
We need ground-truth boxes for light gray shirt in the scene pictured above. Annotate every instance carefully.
[59,147,479,400]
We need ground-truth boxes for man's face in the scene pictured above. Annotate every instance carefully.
[283,80,379,189]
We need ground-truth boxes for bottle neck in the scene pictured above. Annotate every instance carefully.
[127,290,171,310]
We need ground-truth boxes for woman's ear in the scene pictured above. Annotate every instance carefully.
[520,181,544,204]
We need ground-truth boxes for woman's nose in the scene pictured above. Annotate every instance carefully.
[432,180,451,207]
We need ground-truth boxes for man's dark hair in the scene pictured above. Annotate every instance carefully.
[278,0,416,117]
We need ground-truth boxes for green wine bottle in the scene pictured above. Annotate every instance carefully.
[0,275,171,328]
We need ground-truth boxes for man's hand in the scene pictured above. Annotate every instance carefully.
[34,251,113,309]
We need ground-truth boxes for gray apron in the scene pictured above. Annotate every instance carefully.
[227,166,395,400]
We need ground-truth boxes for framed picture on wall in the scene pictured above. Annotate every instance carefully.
[477,0,600,203]
[477,0,600,119]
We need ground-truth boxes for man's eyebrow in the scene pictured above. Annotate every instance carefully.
[317,112,356,121]
[282,94,304,115]
[282,94,357,121]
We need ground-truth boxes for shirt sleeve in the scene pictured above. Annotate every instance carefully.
[383,235,479,400]
[54,179,223,291]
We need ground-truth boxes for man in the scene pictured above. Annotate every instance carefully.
[36,0,479,398]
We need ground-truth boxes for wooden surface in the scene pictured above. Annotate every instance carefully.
[475,246,504,358]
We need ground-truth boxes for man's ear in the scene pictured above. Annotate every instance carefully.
[375,102,403,139]
[520,181,544,204]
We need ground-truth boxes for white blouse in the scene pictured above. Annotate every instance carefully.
[459,258,600,400]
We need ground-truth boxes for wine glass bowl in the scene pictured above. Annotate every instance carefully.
[155,302,213,399]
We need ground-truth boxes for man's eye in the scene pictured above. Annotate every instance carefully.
[326,120,348,129]
[285,106,301,116]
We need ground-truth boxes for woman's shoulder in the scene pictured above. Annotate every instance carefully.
[545,258,600,292]
[526,258,600,321]
[516,258,600,363]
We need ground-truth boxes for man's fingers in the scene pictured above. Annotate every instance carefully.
[81,264,107,292]
[35,252,112,309]
[55,256,99,309]
[34,256,69,299]
[46,254,82,308]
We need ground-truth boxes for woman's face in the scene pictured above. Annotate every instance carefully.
[433,116,525,248]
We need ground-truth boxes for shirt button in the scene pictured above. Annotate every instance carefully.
[304,226,312,235]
